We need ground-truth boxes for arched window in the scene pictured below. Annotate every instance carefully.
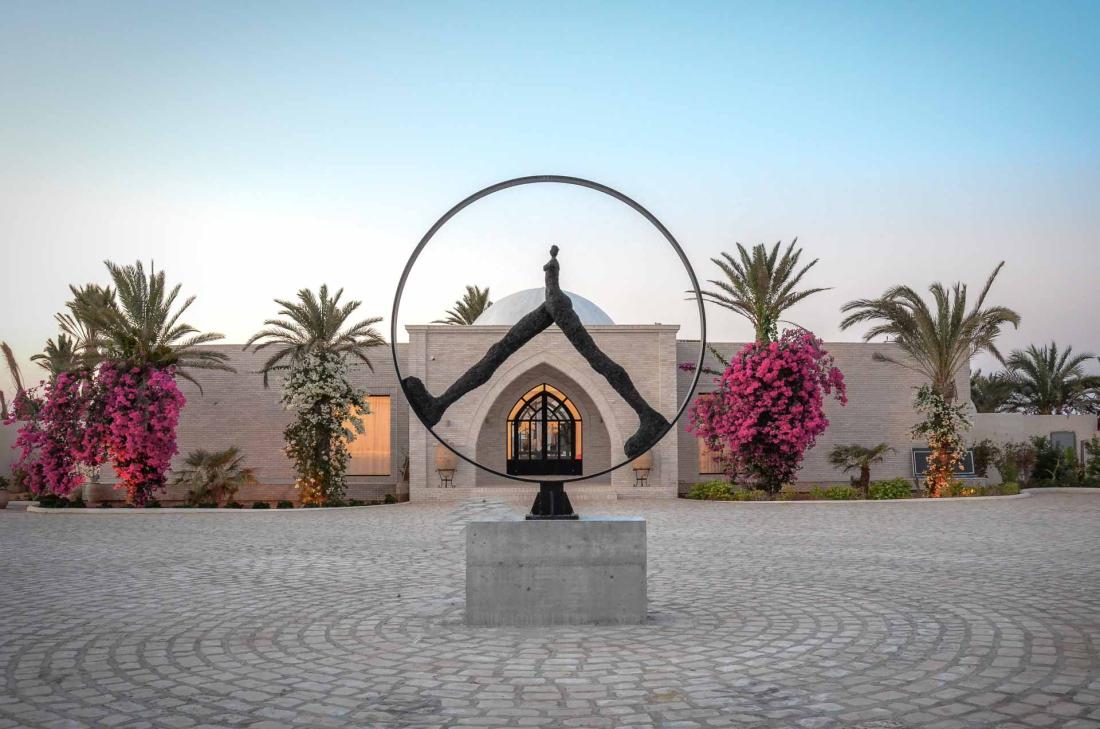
[506,384,582,476]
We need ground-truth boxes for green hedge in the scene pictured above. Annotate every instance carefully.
[868,478,912,500]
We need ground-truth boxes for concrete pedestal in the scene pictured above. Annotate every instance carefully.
[465,516,646,626]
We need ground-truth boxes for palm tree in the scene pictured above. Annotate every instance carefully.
[828,443,895,497]
[31,335,81,378]
[245,284,385,386]
[970,369,1015,413]
[1003,342,1100,415]
[434,285,493,325]
[57,283,116,368]
[77,261,232,389]
[700,239,829,343]
[171,447,257,506]
[840,263,1020,401]
[1,341,25,420]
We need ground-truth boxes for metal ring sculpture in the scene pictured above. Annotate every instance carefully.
[390,175,707,517]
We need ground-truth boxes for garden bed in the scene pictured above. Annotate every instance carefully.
[25,493,404,512]
[682,478,1024,502]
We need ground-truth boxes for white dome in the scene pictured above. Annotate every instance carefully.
[472,288,614,326]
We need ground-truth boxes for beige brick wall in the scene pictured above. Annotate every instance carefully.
[102,344,410,504]
[0,422,16,477]
[676,340,974,490]
[972,413,1098,458]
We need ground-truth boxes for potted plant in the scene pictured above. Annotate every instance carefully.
[82,465,124,507]
[435,443,458,487]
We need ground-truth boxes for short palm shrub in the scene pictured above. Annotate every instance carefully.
[828,443,894,497]
[276,500,294,509]
[172,447,257,506]
[251,501,271,509]
[225,500,243,509]
[868,478,912,500]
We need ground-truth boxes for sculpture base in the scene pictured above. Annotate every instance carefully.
[465,517,647,626]
[526,481,578,520]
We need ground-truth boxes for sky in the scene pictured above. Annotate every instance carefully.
[2,0,1099,396]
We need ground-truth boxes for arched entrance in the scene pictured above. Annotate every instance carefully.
[507,384,582,476]
[473,363,612,486]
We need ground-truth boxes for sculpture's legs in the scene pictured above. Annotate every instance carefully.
[543,270,671,458]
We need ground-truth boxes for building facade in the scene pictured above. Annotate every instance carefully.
[6,288,1094,504]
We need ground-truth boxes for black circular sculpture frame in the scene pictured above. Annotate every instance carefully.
[390,175,707,519]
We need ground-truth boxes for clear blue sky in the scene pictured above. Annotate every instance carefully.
[2,0,1098,392]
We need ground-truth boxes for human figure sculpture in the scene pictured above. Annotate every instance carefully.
[402,246,671,459]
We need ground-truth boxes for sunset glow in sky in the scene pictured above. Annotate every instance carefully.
[2,1,1098,393]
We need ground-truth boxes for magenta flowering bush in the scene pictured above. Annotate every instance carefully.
[6,374,107,497]
[687,329,847,496]
[5,365,185,505]
[98,363,186,505]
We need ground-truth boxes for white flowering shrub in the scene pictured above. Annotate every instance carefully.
[281,350,367,504]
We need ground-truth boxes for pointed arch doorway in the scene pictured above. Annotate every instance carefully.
[506,384,583,476]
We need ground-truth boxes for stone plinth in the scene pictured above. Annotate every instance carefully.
[465,516,646,626]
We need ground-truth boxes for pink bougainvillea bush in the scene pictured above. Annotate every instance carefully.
[686,329,847,496]
[6,365,185,505]
[5,373,108,497]
[98,363,186,505]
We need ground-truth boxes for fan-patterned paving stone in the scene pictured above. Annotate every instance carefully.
[1,493,1099,728]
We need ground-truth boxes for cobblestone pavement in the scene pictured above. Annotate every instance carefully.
[1,494,1099,729]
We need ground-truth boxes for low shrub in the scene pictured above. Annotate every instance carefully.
[824,485,860,500]
[99,502,113,508]
[687,481,735,500]
[946,480,981,497]
[983,482,1020,495]
[730,489,769,501]
[276,500,294,509]
[384,493,397,504]
[808,485,860,500]
[144,499,161,508]
[225,501,244,509]
[251,501,271,509]
[347,499,365,507]
[68,496,86,508]
[38,493,68,508]
[196,501,218,509]
[868,478,911,500]
[776,485,798,501]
